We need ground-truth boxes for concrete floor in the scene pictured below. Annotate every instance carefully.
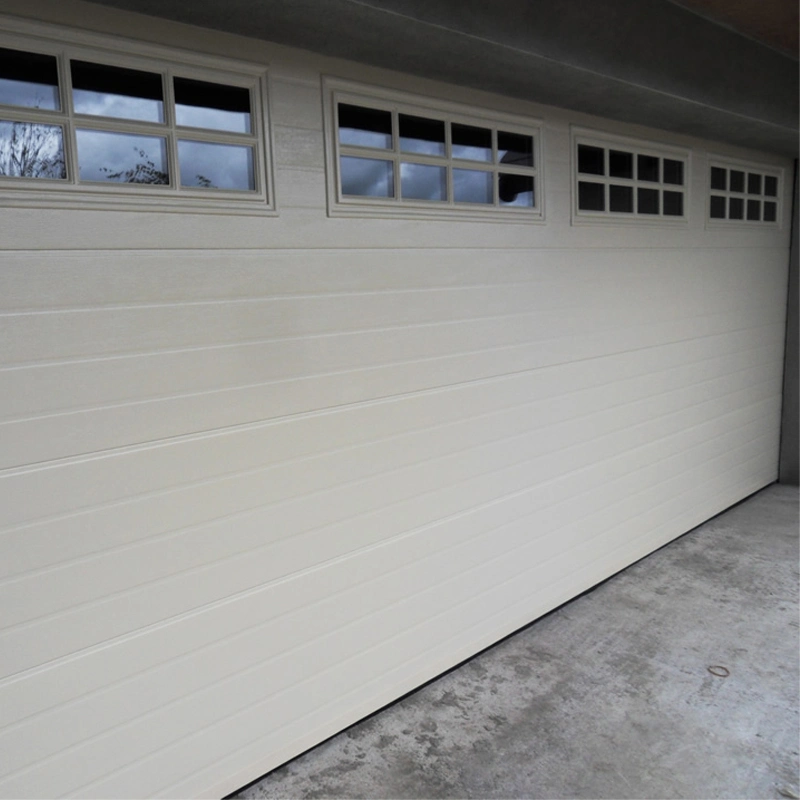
[235,484,800,800]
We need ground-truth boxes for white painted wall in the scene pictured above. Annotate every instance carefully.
[0,3,792,797]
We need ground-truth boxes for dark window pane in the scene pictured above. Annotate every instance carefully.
[454,168,492,203]
[399,114,445,156]
[710,166,727,190]
[763,201,777,222]
[0,120,65,178]
[71,61,163,122]
[497,131,533,167]
[451,124,491,161]
[608,150,633,179]
[175,77,250,133]
[663,190,683,216]
[637,154,659,182]
[729,197,744,219]
[609,184,633,212]
[747,199,760,220]
[747,173,762,195]
[577,144,604,175]
[764,175,778,197]
[709,195,726,218]
[340,156,393,197]
[401,162,446,201]
[663,159,684,185]
[76,129,168,183]
[0,47,60,110]
[729,170,745,192]
[178,140,254,190]
[499,173,533,206]
[338,104,391,149]
[637,187,659,213]
[578,181,604,211]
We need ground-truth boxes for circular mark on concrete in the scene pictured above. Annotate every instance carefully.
[707,665,730,678]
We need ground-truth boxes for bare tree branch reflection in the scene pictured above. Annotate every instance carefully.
[0,120,65,179]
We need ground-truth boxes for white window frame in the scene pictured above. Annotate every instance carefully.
[570,126,690,226]
[0,17,275,215]
[323,77,544,222]
[706,155,783,228]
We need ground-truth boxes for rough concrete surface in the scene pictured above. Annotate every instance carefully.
[235,484,800,799]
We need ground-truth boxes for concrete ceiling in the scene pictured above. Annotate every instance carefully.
[87,0,799,156]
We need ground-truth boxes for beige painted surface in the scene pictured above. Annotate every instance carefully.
[0,2,792,797]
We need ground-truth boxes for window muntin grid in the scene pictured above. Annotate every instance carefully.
[0,36,270,209]
[332,93,541,217]
[708,160,781,224]
[573,134,688,221]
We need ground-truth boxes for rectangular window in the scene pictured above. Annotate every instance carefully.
[325,80,542,220]
[707,158,782,225]
[0,32,272,212]
[572,129,688,223]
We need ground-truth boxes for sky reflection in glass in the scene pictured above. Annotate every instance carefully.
[340,156,393,197]
[399,114,445,156]
[71,61,164,122]
[175,77,251,133]
[452,124,491,162]
[178,140,254,190]
[453,168,492,203]
[77,129,168,183]
[0,48,60,110]
[0,120,65,178]
[400,162,446,201]
[338,104,392,149]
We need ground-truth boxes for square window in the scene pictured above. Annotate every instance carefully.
[498,173,533,206]
[662,190,683,216]
[609,150,633,179]
[763,201,777,222]
[454,168,493,204]
[764,175,778,197]
[452,124,492,162]
[76,129,168,184]
[746,199,760,220]
[399,114,445,157]
[609,184,633,212]
[710,166,727,190]
[729,197,744,219]
[178,140,254,190]
[401,162,447,201]
[709,195,726,219]
[174,77,251,133]
[340,156,393,197]
[0,47,60,110]
[637,187,659,213]
[71,61,164,123]
[578,181,605,211]
[663,159,684,185]
[729,170,745,192]
[578,144,605,175]
[498,132,533,168]
[747,173,762,195]
[338,104,392,149]
[637,154,659,182]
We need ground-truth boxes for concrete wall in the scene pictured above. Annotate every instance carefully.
[780,161,799,484]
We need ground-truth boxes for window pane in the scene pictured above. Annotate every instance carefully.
[764,175,778,197]
[399,114,445,156]
[577,144,604,175]
[729,170,745,192]
[454,168,492,203]
[0,47,60,110]
[608,150,633,179]
[710,166,727,190]
[497,132,533,167]
[637,187,659,213]
[175,77,250,133]
[578,181,604,211]
[747,173,762,195]
[663,190,683,216]
[338,104,391,149]
[663,159,684,185]
[609,184,633,212]
[71,61,163,122]
[637,154,659,182]
[76,129,168,183]
[729,197,744,219]
[709,195,726,218]
[499,173,533,206]
[451,123,491,161]
[340,156,393,197]
[747,199,760,220]
[0,120,65,178]
[178,140,254,190]
[401,162,446,201]
[763,201,777,222]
